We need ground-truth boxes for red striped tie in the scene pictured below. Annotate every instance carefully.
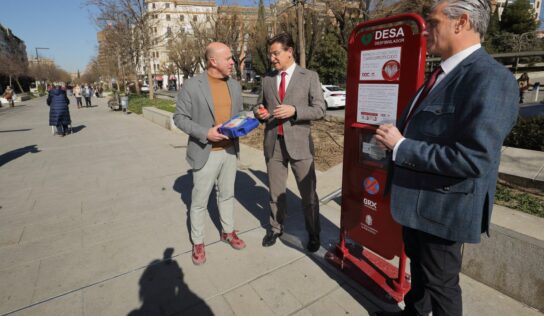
[277,71,287,136]
[402,66,443,131]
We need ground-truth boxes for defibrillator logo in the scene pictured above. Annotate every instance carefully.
[363,198,377,211]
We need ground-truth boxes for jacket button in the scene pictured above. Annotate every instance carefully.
[443,186,450,191]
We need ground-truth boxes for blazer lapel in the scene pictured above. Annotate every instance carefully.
[198,73,215,119]
[227,77,238,117]
[269,72,281,105]
[284,65,303,104]
[410,48,485,118]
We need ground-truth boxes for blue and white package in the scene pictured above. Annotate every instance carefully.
[218,113,259,138]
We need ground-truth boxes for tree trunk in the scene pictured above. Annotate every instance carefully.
[14,77,25,94]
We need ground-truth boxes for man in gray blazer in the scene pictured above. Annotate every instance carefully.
[254,33,326,252]
[375,1,518,315]
[173,42,245,266]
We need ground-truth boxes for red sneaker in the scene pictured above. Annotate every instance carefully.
[192,243,206,265]
[221,231,246,250]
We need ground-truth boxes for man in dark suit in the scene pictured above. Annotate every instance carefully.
[174,42,246,266]
[254,33,326,252]
[375,1,519,315]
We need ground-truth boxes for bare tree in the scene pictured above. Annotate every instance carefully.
[166,32,201,79]
[87,0,162,99]
[0,52,28,93]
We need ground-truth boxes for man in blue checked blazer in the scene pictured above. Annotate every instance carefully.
[374,1,519,315]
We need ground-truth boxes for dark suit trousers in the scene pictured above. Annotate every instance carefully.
[266,136,320,237]
[403,226,463,316]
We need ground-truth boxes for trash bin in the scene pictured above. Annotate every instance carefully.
[120,96,129,112]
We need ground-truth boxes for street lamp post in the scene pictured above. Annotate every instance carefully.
[35,47,50,87]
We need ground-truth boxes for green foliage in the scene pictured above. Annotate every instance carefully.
[495,183,544,218]
[127,94,175,114]
[500,0,538,34]
[504,116,544,151]
[309,30,347,85]
[248,0,271,76]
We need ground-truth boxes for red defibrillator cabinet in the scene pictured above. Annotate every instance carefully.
[326,14,427,302]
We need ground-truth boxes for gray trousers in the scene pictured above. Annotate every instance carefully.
[190,146,237,244]
[266,137,320,236]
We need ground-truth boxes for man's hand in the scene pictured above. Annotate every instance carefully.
[375,124,403,150]
[255,104,270,120]
[273,104,296,119]
[207,125,229,142]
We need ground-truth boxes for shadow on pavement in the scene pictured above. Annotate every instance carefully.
[128,248,213,316]
[0,144,40,167]
[0,128,32,133]
[71,125,86,133]
[248,168,397,314]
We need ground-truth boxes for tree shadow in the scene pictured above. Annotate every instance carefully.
[0,145,40,167]
[127,248,213,316]
[0,128,32,133]
[71,125,86,133]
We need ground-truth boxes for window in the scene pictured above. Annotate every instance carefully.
[166,27,172,37]
[166,14,170,21]
[153,27,157,33]
[206,15,210,22]
[152,3,155,9]
[180,15,184,21]
[165,3,170,8]
[193,15,197,22]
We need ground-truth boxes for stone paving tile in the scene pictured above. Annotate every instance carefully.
[0,261,40,315]
[223,284,275,316]
[249,273,303,315]
[15,291,83,316]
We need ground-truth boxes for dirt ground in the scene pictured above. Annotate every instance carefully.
[239,119,345,171]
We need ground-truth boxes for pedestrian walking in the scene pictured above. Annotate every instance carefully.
[73,84,83,109]
[518,72,530,103]
[374,1,519,315]
[83,85,93,107]
[173,42,245,265]
[2,86,15,107]
[47,85,72,136]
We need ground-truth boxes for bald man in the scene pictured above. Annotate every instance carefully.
[174,42,245,265]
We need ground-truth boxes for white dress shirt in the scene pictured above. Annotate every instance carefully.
[276,62,297,95]
[392,44,482,161]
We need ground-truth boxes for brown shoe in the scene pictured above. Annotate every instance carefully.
[221,231,246,250]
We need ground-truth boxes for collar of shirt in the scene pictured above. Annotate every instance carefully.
[438,43,481,80]
[276,62,297,90]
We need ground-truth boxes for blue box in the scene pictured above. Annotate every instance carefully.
[219,114,259,138]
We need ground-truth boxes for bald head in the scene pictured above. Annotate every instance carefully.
[205,42,229,64]
[205,42,234,79]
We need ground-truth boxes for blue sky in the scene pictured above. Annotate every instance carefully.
[0,0,270,74]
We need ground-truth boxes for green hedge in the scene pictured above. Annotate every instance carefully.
[128,95,175,114]
[504,116,544,151]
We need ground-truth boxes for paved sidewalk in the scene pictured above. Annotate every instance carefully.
[0,96,542,316]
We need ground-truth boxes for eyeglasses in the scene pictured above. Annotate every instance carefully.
[269,50,284,57]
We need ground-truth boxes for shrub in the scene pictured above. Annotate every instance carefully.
[504,116,544,151]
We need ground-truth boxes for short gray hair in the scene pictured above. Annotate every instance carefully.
[435,0,491,37]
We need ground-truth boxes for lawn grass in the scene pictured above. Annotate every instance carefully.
[495,183,544,218]
[128,94,175,114]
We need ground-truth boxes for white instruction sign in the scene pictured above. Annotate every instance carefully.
[357,83,399,125]
[360,47,401,81]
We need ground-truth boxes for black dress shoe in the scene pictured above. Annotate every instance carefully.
[262,231,282,247]
[306,236,320,252]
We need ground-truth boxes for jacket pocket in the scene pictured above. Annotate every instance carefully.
[416,103,455,137]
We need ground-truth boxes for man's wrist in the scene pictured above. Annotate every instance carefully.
[392,137,406,162]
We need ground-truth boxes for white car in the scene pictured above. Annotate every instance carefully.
[322,85,346,109]
[140,84,150,93]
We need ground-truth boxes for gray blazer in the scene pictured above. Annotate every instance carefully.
[391,48,519,243]
[255,65,326,160]
[173,72,243,170]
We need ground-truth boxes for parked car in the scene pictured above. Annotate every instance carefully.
[140,84,150,93]
[322,85,346,109]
